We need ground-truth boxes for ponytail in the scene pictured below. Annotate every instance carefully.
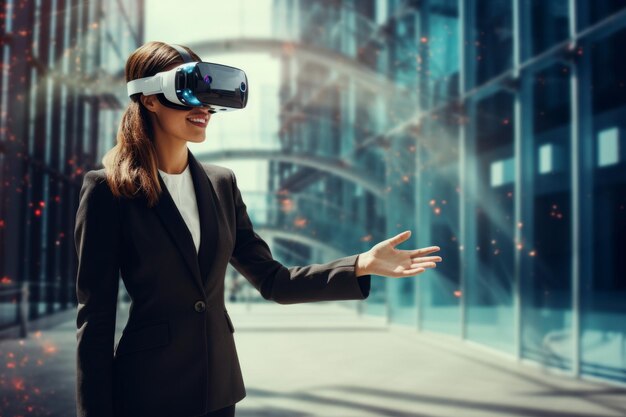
[102,99,162,208]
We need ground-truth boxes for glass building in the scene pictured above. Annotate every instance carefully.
[0,0,623,391]
[0,0,144,329]
[271,0,626,385]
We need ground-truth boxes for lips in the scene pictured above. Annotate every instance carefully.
[186,115,208,128]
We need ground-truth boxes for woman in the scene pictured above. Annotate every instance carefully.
[74,41,442,417]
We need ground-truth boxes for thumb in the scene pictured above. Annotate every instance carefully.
[388,230,411,248]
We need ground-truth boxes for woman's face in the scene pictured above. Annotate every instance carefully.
[140,64,212,145]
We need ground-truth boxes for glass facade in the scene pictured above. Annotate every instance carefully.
[0,0,623,389]
[0,0,144,328]
[272,0,626,385]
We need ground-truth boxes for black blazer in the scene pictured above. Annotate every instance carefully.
[74,148,371,417]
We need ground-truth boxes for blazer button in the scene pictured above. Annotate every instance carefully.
[194,301,206,313]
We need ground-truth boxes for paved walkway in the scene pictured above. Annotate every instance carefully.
[0,302,625,416]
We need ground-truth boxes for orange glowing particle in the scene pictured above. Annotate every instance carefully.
[7,362,16,368]
[34,209,41,216]
[516,243,523,250]
[293,217,307,228]
[280,198,293,212]
[434,207,441,215]
[402,175,409,182]
[529,250,537,257]
[453,290,462,297]
[420,37,428,43]
[43,344,57,354]
[1,276,11,284]
[12,378,25,390]
[429,199,436,206]
[361,234,373,242]
[34,331,42,338]
[39,201,45,207]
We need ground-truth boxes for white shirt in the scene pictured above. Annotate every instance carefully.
[158,163,200,254]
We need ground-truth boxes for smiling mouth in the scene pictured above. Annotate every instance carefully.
[186,117,208,128]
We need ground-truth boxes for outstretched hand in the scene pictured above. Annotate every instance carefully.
[356,230,442,278]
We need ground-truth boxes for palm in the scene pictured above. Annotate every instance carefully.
[366,230,442,278]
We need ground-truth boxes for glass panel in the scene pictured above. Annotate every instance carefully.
[522,0,569,59]
[576,0,626,31]
[466,91,515,353]
[420,116,461,335]
[581,27,626,384]
[521,63,572,370]
[469,0,512,87]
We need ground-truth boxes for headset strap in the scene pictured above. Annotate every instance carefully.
[169,44,194,63]
[127,44,195,97]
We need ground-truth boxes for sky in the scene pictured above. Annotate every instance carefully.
[144,0,280,191]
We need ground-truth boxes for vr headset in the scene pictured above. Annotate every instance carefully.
[126,44,248,113]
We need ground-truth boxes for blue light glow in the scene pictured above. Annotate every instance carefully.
[181,88,201,105]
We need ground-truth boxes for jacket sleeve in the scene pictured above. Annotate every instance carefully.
[74,171,121,417]
[228,169,371,304]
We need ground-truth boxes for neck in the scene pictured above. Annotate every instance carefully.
[153,133,189,174]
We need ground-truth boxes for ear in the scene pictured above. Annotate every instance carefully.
[140,94,159,113]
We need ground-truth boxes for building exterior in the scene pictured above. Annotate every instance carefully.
[0,0,144,327]
[272,0,626,385]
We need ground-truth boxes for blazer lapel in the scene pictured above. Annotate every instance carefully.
[187,150,220,286]
[152,148,220,295]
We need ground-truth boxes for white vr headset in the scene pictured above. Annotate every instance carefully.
[126,44,248,113]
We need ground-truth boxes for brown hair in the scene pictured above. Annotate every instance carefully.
[101,41,202,207]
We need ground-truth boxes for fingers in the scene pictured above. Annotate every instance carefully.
[408,246,440,256]
[400,268,425,276]
[410,255,442,263]
[388,230,412,248]
[410,261,438,269]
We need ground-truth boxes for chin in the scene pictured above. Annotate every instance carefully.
[188,135,206,143]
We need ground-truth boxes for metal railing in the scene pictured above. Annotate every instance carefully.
[0,282,29,338]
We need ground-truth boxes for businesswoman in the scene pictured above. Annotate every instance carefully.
[74,41,442,417]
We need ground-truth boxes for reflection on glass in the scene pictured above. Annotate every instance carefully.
[521,64,572,371]
[581,27,626,383]
[466,91,515,353]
